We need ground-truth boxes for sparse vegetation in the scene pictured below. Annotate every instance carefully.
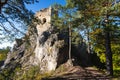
[0,65,54,80]
[0,47,9,61]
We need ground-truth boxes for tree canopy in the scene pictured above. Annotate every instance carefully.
[53,0,120,76]
[0,0,39,42]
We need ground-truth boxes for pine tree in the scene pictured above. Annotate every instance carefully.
[73,0,120,76]
[52,0,82,65]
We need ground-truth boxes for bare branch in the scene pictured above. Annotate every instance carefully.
[1,14,26,35]
[0,23,11,33]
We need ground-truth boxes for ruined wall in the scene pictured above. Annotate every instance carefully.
[35,7,52,35]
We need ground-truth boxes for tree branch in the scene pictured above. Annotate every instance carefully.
[0,0,8,13]
[1,14,25,35]
[0,23,11,33]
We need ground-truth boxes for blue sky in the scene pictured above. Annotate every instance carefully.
[25,0,66,12]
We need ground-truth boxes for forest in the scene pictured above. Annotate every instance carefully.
[0,0,120,80]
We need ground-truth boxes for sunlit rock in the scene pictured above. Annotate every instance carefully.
[0,7,68,73]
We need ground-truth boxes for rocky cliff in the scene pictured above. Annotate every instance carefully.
[0,7,68,73]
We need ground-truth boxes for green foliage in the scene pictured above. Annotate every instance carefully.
[52,0,80,31]
[35,72,53,80]
[72,0,120,76]
[0,47,9,61]
[113,68,120,77]
[0,65,53,80]
[0,67,15,80]
[112,44,120,69]
[72,31,83,45]
[14,66,40,80]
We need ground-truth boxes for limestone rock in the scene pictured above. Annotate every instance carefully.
[0,7,68,73]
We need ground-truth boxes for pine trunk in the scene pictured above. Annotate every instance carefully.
[87,29,90,54]
[105,31,113,76]
[68,23,72,65]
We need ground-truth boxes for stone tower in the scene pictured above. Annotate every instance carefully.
[35,7,52,35]
[34,7,63,72]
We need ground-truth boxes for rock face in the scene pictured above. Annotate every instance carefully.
[1,7,68,73]
[34,7,65,71]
